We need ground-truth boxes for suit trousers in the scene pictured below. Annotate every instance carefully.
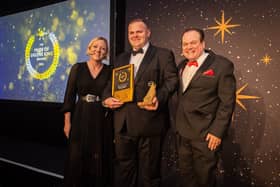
[176,134,218,187]
[114,133,162,187]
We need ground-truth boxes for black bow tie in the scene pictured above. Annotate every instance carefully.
[132,48,144,56]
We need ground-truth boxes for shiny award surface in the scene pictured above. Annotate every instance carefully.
[112,64,134,102]
[137,81,156,108]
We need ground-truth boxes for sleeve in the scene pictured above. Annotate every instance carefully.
[60,63,79,113]
[157,50,179,110]
[209,60,236,138]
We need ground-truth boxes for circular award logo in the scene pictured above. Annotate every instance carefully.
[25,28,60,80]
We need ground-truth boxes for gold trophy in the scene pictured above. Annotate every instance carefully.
[137,81,156,108]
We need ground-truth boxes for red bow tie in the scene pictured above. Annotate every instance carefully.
[187,61,198,67]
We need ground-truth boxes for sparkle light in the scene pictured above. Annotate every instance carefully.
[206,10,240,44]
[236,83,261,111]
[261,54,272,65]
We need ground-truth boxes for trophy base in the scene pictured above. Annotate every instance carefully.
[137,101,154,109]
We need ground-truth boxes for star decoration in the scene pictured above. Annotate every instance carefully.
[236,83,261,111]
[206,10,240,44]
[261,54,272,65]
[36,28,48,40]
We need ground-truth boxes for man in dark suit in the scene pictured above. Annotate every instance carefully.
[102,18,178,187]
[175,28,236,187]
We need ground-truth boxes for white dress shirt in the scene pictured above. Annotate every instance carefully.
[129,42,149,77]
[182,51,209,92]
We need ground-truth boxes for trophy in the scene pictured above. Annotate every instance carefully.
[137,81,156,108]
[112,64,134,102]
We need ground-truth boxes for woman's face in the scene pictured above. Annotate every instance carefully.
[88,39,108,61]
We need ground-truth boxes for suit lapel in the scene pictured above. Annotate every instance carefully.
[183,52,215,93]
[134,45,156,84]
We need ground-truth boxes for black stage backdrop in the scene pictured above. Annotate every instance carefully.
[126,0,280,187]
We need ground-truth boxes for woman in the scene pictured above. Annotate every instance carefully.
[61,36,113,187]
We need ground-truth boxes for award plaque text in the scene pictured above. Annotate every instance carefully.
[112,64,134,102]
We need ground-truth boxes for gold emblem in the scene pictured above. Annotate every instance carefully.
[118,71,128,83]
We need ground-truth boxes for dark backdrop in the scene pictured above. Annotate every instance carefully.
[125,0,280,187]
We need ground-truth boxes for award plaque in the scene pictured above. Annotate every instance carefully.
[137,81,156,108]
[112,64,134,102]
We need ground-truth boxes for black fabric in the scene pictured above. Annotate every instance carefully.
[62,62,113,187]
[114,133,162,187]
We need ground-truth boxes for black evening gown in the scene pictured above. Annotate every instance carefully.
[61,62,113,187]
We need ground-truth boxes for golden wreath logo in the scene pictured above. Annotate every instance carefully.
[118,71,128,83]
[25,28,60,80]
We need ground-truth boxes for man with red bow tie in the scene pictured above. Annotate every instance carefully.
[175,28,236,187]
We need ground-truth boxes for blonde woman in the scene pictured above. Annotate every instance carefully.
[61,36,113,187]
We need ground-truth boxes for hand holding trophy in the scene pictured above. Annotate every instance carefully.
[137,81,157,109]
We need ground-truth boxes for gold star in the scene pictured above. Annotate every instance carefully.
[261,54,272,65]
[37,28,45,37]
[36,28,48,41]
[206,10,240,44]
[236,83,261,111]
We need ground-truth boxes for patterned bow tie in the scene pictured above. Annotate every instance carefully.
[132,48,144,56]
[187,61,198,67]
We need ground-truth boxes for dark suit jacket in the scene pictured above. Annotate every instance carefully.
[103,44,178,136]
[175,50,236,140]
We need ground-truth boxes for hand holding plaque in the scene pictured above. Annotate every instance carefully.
[137,82,156,109]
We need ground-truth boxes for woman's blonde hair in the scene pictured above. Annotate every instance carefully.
[86,36,109,59]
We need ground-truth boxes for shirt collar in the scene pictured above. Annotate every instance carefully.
[196,51,209,66]
[132,42,149,55]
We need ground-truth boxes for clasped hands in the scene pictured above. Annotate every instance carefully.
[102,96,158,111]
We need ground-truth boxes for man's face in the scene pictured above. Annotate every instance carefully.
[181,30,205,61]
[128,21,150,50]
